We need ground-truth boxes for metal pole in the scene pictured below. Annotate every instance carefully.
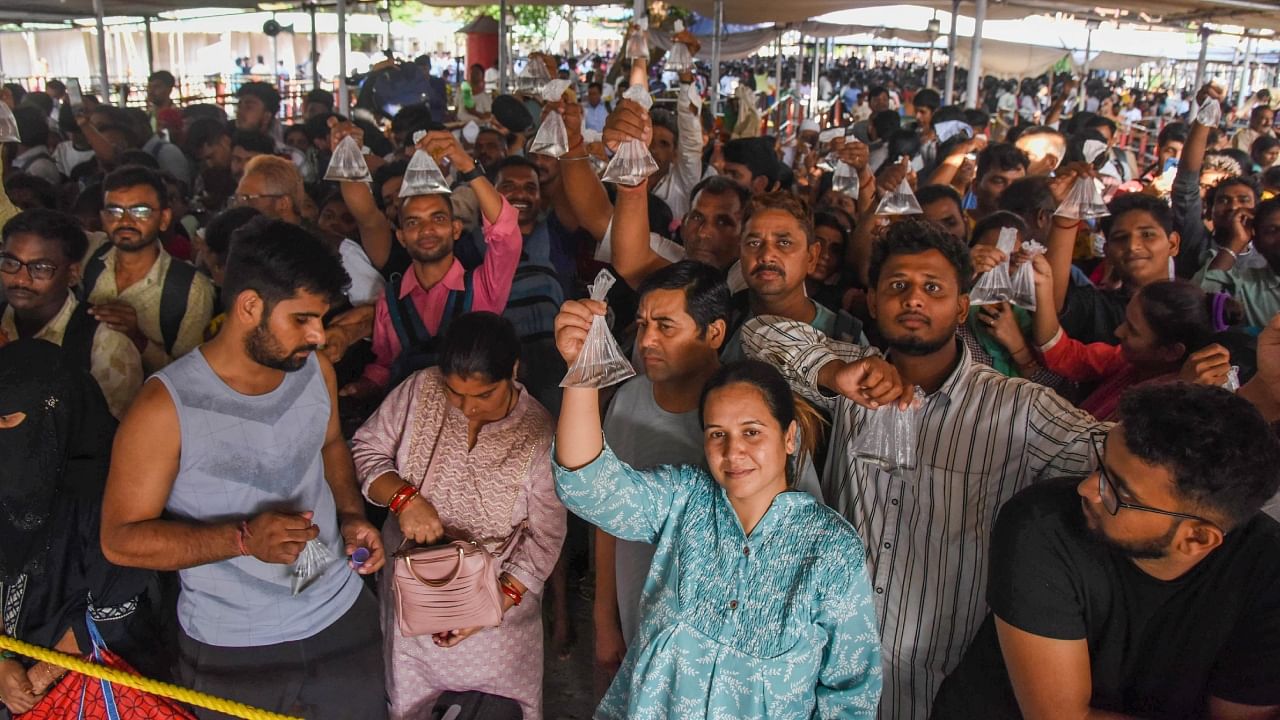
[943,0,959,103]
[1193,27,1211,91]
[337,0,349,114]
[925,19,936,89]
[1238,35,1254,107]
[93,0,110,102]
[144,16,155,76]
[710,0,723,117]
[385,0,393,55]
[1082,27,1092,79]
[498,0,508,94]
[808,35,819,119]
[309,3,319,91]
[966,0,986,109]
[774,31,784,130]
[566,7,574,58]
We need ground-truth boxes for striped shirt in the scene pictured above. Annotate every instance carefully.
[743,316,1108,720]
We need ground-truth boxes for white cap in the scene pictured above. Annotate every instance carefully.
[800,118,820,134]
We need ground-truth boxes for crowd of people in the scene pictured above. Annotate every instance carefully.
[2,23,1280,720]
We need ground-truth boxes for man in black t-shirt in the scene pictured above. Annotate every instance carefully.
[932,383,1280,719]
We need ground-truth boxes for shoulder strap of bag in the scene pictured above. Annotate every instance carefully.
[77,242,113,303]
[159,258,195,356]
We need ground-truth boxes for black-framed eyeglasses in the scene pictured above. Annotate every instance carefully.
[0,254,58,281]
[102,204,157,221]
[230,193,286,207]
[1090,432,1217,525]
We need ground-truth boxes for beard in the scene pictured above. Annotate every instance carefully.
[111,227,158,252]
[243,317,317,372]
[406,236,453,264]
[881,323,958,357]
[1084,510,1180,560]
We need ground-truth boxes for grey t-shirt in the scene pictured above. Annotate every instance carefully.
[602,374,704,643]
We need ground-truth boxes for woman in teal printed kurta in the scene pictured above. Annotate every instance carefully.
[553,299,886,720]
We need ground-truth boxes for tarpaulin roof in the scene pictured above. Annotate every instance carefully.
[0,0,260,22]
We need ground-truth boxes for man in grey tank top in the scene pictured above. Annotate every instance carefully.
[101,219,388,719]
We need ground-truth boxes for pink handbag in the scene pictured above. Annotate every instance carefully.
[392,522,526,637]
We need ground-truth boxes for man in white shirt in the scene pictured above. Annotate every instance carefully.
[582,81,609,133]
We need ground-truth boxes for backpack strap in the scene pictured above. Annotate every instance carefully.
[76,241,113,303]
[62,300,99,371]
[385,272,428,351]
[436,268,475,340]
[159,257,195,356]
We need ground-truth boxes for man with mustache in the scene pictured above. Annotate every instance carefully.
[81,164,214,373]
[744,218,1108,720]
[340,130,520,399]
[101,218,388,720]
[721,191,861,360]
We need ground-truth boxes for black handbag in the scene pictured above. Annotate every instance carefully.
[431,690,523,720]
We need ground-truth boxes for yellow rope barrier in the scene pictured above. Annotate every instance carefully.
[0,634,301,720]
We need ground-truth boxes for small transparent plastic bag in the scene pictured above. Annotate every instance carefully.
[875,178,923,216]
[970,227,1018,306]
[849,388,924,473]
[530,79,573,158]
[1223,365,1241,393]
[665,21,695,72]
[832,161,860,197]
[292,538,336,596]
[1196,97,1222,127]
[514,58,551,94]
[627,18,650,61]
[0,102,17,143]
[1055,176,1109,220]
[400,131,452,197]
[601,85,660,186]
[561,270,637,389]
[1009,239,1046,311]
[323,134,372,183]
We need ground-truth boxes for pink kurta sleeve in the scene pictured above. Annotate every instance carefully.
[502,436,566,596]
[350,372,417,500]
[360,291,399,389]
[469,197,523,314]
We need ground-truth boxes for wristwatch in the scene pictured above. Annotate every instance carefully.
[457,163,486,184]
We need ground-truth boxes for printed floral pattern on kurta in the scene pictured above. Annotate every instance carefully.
[351,367,566,720]
[555,443,882,720]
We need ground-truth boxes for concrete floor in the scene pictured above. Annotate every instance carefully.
[541,584,600,720]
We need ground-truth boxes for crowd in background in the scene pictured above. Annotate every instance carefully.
[3,23,1280,720]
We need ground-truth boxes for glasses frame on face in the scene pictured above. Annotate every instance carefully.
[1090,432,1217,526]
[0,254,59,281]
[230,193,286,207]
[102,204,158,222]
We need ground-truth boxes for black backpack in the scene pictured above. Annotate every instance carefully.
[385,269,474,389]
[78,242,197,356]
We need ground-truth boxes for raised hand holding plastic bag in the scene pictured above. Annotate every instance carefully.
[832,161,860,197]
[1055,175,1109,220]
[324,134,373,182]
[530,79,573,157]
[601,84,660,186]
[665,20,695,72]
[970,227,1018,306]
[292,538,336,595]
[0,101,18,143]
[626,18,651,61]
[875,177,923,215]
[849,388,925,473]
[1196,96,1222,127]
[561,270,637,389]
[1009,239,1046,310]
[400,130,452,197]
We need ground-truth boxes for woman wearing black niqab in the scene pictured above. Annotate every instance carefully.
[0,339,157,716]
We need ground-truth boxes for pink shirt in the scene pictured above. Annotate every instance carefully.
[362,198,522,388]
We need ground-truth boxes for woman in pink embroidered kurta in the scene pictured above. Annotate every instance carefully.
[351,313,565,720]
